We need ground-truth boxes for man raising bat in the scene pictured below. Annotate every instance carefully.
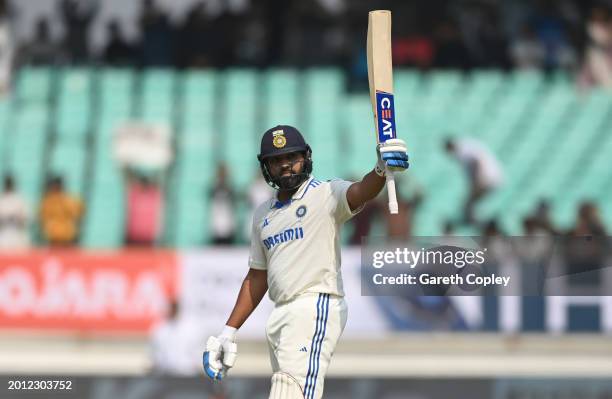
[203,11,408,399]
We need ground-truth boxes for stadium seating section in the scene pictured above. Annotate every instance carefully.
[1,67,610,247]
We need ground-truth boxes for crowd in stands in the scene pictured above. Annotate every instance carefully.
[2,0,610,81]
[0,160,607,249]
[0,174,83,249]
[0,0,610,249]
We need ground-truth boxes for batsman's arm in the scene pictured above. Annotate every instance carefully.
[226,268,268,329]
[346,169,386,212]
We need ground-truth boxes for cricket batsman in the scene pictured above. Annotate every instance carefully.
[203,125,409,398]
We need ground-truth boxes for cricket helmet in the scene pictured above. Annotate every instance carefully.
[257,125,312,191]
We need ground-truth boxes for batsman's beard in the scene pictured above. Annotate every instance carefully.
[276,172,309,191]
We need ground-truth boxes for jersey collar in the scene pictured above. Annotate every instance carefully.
[271,176,314,209]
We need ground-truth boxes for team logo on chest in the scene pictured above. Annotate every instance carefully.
[296,205,307,218]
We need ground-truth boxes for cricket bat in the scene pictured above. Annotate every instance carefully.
[367,10,399,214]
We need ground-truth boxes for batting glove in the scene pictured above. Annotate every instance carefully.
[376,138,409,176]
[203,326,238,381]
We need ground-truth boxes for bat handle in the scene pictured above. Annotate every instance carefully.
[385,166,398,214]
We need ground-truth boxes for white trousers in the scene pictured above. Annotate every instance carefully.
[266,293,347,399]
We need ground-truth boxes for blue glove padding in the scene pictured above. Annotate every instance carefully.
[382,152,409,169]
[203,351,224,381]
[377,139,410,172]
[203,334,237,381]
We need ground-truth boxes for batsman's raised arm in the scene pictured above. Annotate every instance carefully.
[347,138,410,211]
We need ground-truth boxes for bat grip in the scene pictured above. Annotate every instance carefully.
[385,167,398,214]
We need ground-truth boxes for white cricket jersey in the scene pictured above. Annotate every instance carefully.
[248,176,359,304]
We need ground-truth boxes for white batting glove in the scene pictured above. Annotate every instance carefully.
[375,138,410,176]
[203,326,238,381]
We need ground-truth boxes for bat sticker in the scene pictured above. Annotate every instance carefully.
[376,90,396,143]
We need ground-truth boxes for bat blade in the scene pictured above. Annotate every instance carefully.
[367,10,399,214]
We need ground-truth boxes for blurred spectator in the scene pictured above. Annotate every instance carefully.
[433,19,471,70]
[345,3,369,91]
[3,0,595,71]
[445,137,504,224]
[385,197,420,239]
[483,219,504,237]
[59,0,98,63]
[580,5,612,89]
[102,20,135,66]
[261,0,292,66]
[393,35,435,69]
[0,0,12,95]
[150,300,201,376]
[210,7,242,68]
[348,201,378,245]
[125,172,164,247]
[481,219,515,266]
[39,176,84,246]
[290,0,341,66]
[385,175,423,239]
[572,201,607,236]
[519,216,554,266]
[209,164,236,245]
[139,0,174,67]
[177,2,215,68]
[565,202,607,286]
[0,175,30,250]
[522,216,538,235]
[113,122,173,173]
[18,19,62,66]
[471,6,510,68]
[511,24,546,69]
[443,220,455,237]
[530,199,558,234]
[243,173,272,240]
[234,4,267,66]
[531,0,577,71]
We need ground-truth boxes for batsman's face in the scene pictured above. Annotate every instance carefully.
[267,152,305,178]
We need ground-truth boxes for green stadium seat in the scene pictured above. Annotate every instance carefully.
[140,68,175,126]
[344,95,373,179]
[81,168,124,248]
[304,68,343,179]
[49,142,86,195]
[182,70,216,129]
[9,105,48,204]
[56,68,92,138]
[221,69,258,190]
[99,69,133,137]
[263,69,299,127]
[16,67,52,103]
[8,66,612,246]
[174,180,210,247]
[173,70,218,247]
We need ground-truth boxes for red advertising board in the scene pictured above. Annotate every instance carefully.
[0,250,178,334]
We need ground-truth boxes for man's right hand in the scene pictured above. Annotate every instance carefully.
[203,326,238,381]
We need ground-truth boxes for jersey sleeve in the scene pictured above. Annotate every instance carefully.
[329,179,363,224]
[248,209,267,270]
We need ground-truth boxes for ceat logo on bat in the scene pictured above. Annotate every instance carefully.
[376,90,397,143]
